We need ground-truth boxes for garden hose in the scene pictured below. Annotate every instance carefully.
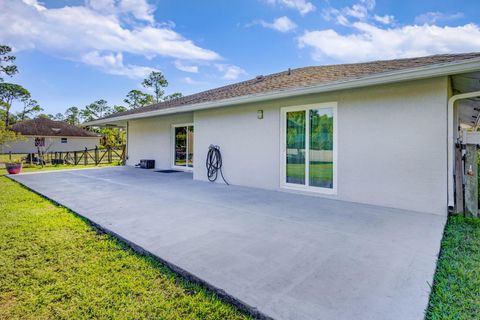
[206,145,229,185]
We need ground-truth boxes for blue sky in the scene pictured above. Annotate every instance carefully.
[1,0,480,115]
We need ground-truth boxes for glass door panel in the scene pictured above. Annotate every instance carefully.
[187,126,194,168]
[309,108,334,188]
[174,126,187,167]
[286,110,306,185]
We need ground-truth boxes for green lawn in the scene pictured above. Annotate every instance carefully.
[20,163,118,173]
[426,216,480,319]
[0,176,250,320]
[0,163,119,174]
[287,162,333,183]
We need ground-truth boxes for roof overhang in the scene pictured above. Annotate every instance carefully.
[83,57,480,126]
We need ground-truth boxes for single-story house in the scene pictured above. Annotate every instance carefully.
[85,53,480,216]
[3,118,101,153]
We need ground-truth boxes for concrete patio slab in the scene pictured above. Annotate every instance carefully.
[9,167,446,320]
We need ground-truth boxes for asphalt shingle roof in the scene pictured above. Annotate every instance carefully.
[12,118,100,137]
[102,53,480,120]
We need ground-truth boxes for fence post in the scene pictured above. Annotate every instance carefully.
[122,144,126,164]
[464,144,478,217]
[108,147,112,163]
[74,151,78,165]
[95,146,99,165]
[84,148,88,165]
[9,151,11,161]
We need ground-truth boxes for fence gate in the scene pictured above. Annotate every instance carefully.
[459,132,480,217]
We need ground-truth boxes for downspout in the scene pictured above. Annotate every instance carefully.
[447,90,480,209]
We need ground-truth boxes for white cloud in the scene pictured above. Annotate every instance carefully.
[215,64,247,80]
[373,14,394,25]
[118,0,154,23]
[0,0,220,77]
[258,16,297,32]
[86,0,154,23]
[322,0,383,26]
[183,76,201,85]
[265,0,315,15]
[414,12,464,25]
[298,22,480,63]
[174,60,199,73]
[81,51,158,78]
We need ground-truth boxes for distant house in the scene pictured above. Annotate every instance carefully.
[2,118,101,153]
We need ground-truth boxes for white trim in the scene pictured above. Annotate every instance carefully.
[84,58,480,126]
[280,102,338,195]
[171,123,194,172]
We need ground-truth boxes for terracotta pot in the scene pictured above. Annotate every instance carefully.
[5,163,22,174]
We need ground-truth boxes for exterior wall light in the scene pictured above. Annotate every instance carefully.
[257,110,264,119]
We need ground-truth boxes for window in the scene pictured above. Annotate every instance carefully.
[61,138,68,144]
[282,103,337,193]
[34,137,45,147]
[172,124,194,169]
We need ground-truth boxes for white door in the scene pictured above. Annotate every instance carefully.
[173,124,194,170]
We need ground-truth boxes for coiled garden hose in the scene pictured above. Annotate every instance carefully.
[206,145,229,185]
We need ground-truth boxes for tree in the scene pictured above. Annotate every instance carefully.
[0,45,18,82]
[0,83,30,127]
[111,105,128,114]
[0,126,23,148]
[52,113,65,121]
[163,92,183,101]
[64,106,81,125]
[123,89,154,109]
[80,99,111,122]
[142,71,168,103]
[18,98,42,121]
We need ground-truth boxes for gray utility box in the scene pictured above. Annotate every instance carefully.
[139,159,155,169]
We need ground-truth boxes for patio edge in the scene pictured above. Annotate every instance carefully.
[6,175,273,320]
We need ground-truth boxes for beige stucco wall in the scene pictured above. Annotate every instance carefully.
[126,113,193,168]
[193,77,449,215]
[1,136,100,153]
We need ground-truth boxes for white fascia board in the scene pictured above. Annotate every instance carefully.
[83,58,480,126]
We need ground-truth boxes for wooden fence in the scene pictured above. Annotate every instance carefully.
[1,145,126,166]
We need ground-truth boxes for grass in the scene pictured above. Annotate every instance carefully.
[0,153,28,163]
[0,176,250,320]
[426,216,480,319]
[19,163,118,173]
[287,162,333,182]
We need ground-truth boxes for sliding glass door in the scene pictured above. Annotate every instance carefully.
[173,124,194,169]
[283,103,336,193]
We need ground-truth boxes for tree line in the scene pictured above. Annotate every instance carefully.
[0,45,42,128]
[0,43,182,148]
[47,71,182,126]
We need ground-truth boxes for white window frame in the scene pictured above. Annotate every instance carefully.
[171,123,194,172]
[280,102,338,195]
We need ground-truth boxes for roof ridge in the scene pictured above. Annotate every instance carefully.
[96,52,480,121]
